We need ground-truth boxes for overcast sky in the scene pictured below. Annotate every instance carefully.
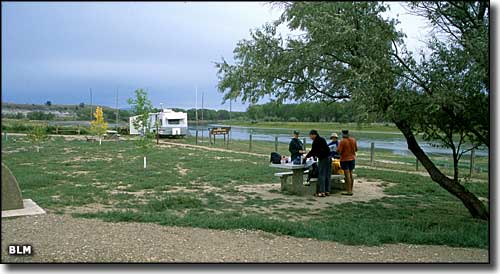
[2,2,430,111]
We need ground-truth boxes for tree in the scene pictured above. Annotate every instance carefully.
[216,1,489,219]
[127,89,154,169]
[90,106,108,145]
[79,102,85,108]
[27,125,49,153]
[45,101,52,106]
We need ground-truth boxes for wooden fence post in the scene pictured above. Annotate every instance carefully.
[469,148,475,177]
[370,142,375,166]
[275,136,278,152]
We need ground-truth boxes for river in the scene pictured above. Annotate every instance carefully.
[188,124,488,157]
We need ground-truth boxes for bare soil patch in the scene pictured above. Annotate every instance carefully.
[1,214,488,263]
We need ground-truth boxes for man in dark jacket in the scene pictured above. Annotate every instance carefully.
[305,130,332,197]
[288,130,305,164]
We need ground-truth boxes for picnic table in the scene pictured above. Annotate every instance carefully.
[270,161,345,196]
[269,162,311,195]
[104,130,120,140]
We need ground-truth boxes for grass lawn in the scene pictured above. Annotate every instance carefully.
[167,137,489,181]
[1,136,488,248]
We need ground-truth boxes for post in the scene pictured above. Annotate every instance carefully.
[156,117,159,145]
[4,132,7,141]
[201,91,204,143]
[77,125,80,135]
[416,157,419,171]
[275,136,278,152]
[115,87,119,131]
[469,148,475,177]
[224,133,227,147]
[370,142,375,166]
[56,125,59,135]
[303,138,306,150]
[249,130,253,152]
[195,130,199,145]
[89,88,93,121]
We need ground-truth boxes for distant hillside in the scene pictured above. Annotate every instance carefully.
[1,102,131,122]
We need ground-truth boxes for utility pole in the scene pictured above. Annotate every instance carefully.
[115,87,119,131]
[89,88,93,120]
[195,86,199,144]
[201,91,204,142]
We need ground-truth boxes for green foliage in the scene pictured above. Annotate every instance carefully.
[127,89,155,159]
[26,125,49,152]
[26,111,55,120]
[215,1,489,218]
[127,89,153,135]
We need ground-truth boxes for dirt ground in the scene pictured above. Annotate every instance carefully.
[235,177,398,212]
[1,214,488,263]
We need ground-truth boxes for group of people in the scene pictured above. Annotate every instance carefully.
[288,129,357,197]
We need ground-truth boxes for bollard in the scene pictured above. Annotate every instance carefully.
[469,148,475,177]
[249,130,253,152]
[370,142,375,166]
[275,136,278,152]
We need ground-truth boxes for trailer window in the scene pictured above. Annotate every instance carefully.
[168,119,181,125]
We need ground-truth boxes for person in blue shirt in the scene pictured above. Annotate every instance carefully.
[288,130,305,164]
[327,133,339,158]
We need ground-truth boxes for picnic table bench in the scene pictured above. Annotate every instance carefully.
[270,163,346,196]
[104,130,120,140]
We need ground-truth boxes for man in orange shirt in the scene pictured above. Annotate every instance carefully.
[337,129,357,196]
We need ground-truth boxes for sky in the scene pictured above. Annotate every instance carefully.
[2,2,430,111]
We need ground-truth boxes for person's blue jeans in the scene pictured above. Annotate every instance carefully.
[317,157,332,193]
[292,155,302,165]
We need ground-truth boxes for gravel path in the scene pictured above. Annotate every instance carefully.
[1,214,488,263]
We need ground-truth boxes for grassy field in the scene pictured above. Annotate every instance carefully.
[1,135,488,248]
[167,137,489,181]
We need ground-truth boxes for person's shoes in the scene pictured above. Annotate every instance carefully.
[341,192,353,196]
[325,192,330,196]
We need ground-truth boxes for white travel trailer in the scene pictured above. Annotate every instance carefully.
[129,108,188,137]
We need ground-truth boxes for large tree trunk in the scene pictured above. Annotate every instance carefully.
[394,120,489,220]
